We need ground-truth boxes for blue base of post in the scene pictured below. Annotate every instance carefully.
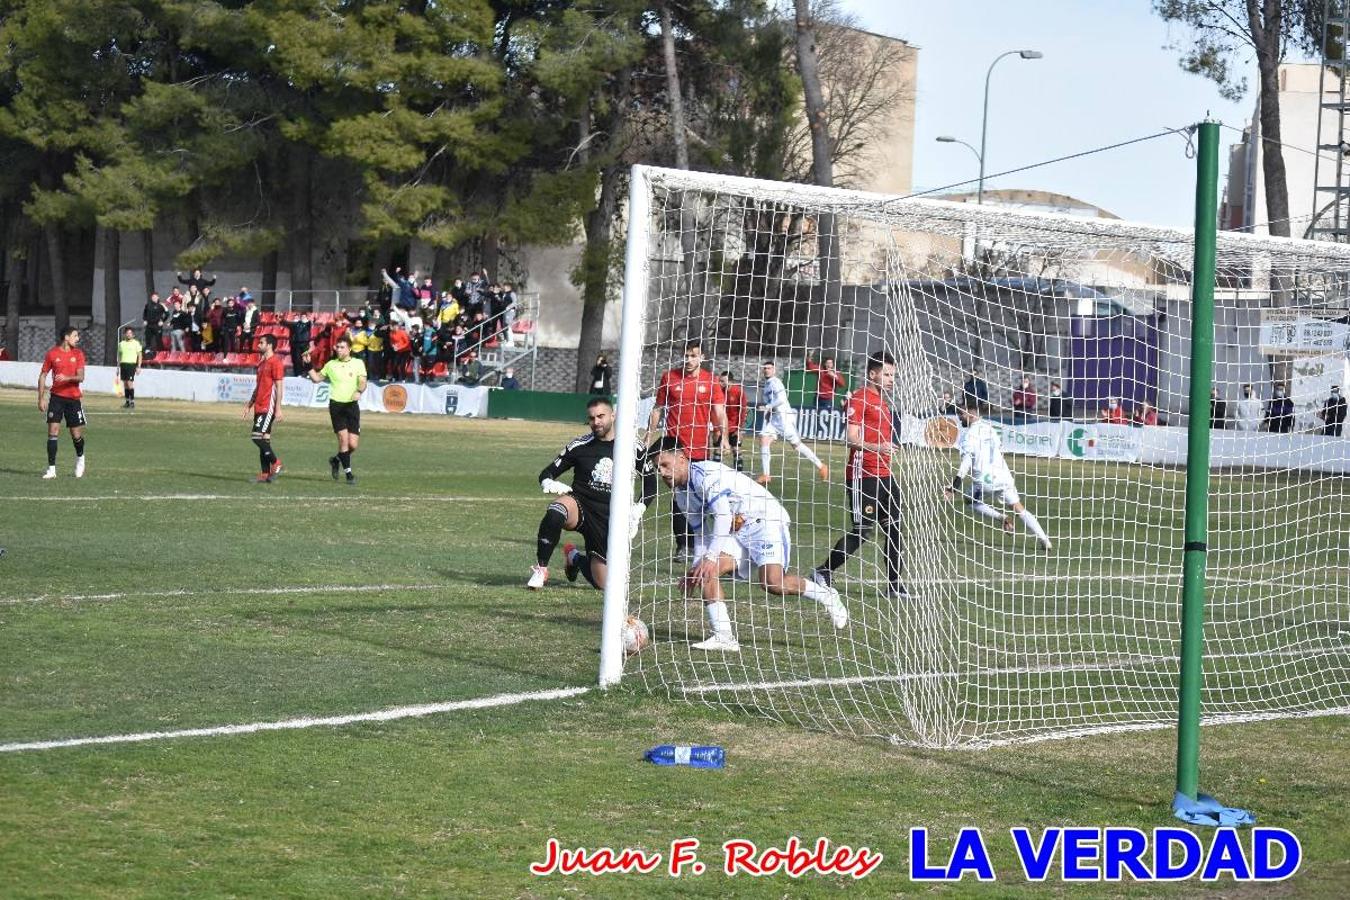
[1172,791,1255,827]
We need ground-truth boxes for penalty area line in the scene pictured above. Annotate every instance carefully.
[0,686,592,754]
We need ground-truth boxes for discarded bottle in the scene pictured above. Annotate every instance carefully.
[644,744,725,769]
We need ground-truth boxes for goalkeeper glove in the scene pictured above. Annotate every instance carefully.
[540,478,571,495]
[629,502,647,539]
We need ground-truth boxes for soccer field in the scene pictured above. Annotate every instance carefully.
[1,388,1348,896]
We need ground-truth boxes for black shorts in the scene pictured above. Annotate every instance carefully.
[329,401,361,435]
[118,363,138,382]
[847,474,901,529]
[574,500,611,561]
[251,407,276,436]
[46,395,86,428]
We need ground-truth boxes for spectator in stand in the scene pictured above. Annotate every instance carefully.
[719,370,747,471]
[367,313,387,380]
[464,270,488,316]
[381,267,417,323]
[450,278,468,306]
[1099,398,1127,424]
[189,299,204,350]
[1236,383,1262,431]
[288,312,313,377]
[500,366,521,390]
[437,292,460,327]
[169,301,191,352]
[500,283,518,346]
[389,322,413,381]
[240,296,259,352]
[1210,388,1228,430]
[1012,373,1037,424]
[167,286,185,310]
[458,350,483,386]
[348,318,370,366]
[142,292,167,353]
[1132,399,1158,427]
[1265,385,1294,433]
[177,269,216,294]
[589,354,613,395]
[414,276,435,310]
[205,298,223,350]
[814,356,846,409]
[1047,381,1067,420]
[221,297,243,353]
[1320,385,1346,436]
[237,285,254,306]
[420,323,439,379]
[963,367,989,413]
[939,390,959,416]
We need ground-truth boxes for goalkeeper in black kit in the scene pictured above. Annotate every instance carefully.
[529,396,658,591]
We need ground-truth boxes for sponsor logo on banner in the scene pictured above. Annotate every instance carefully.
[784,408,847,441]
[925,417,959,449]
[1065,424,1140,462]
[444,391,459,414]
[215,375,255,403]
[991,421,1060,457]
[313,382,330,406]
[1259,310,1350,356]
[382,384,408,413]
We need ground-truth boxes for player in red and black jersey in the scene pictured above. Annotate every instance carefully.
[719,370,747,472]
[812,352,908,598]
[38,327,88,479]
[647,340,729,556]
[244,334,287,483]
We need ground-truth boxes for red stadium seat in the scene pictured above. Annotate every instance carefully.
[512,319,534,334]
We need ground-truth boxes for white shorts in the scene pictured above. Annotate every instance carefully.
[694,518,792,581]
[759,410,800,442]
[973,479,1020,508]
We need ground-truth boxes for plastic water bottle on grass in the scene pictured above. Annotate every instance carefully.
[644,745,725,768]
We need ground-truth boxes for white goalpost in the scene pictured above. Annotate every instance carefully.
[602,163,1350,749]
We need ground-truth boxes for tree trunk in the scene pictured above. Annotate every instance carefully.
[45,223,69,337]
[103,228,121,365]
[261,248,279,306]
[292,147,314,296]
[3,227,21,358]
[794,0,841,355]
[481,229,500,283]
[141,228,155,300]
[660,2,690,171]
[1250,0,1290,239]
[576,166,620,392]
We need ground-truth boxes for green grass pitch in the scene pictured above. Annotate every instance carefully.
[1,387,1348,897]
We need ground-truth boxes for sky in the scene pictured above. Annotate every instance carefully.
[847,0,1274,227]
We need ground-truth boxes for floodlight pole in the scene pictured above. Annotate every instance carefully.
[1175,120,1219,802]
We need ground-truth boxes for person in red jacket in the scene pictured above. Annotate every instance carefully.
[38,326,88,479]
[1132,399,1158,427]
[1011,373,1038,424]
[719,370,747,471]
[1099,398,1127,424]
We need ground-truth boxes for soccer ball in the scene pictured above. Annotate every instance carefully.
[622,615,650,655]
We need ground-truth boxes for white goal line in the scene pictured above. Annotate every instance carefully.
[0,686,592,754]
[0,494,515,503]
[0,582,440,607]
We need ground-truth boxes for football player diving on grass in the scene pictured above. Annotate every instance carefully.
[945,395,1052,551]
[650,436,848,653]
[529,397,658,591]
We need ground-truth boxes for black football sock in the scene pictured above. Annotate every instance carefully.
[125,387,134,400]
[537,502,567,566]
[252,437,269,471]
[47,437,58,466]
[885,520,905,589]
[825,531,865,572]
[72,437,85,458]
[338,451,352,473]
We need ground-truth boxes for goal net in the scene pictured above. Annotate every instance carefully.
[603,164,1350,749]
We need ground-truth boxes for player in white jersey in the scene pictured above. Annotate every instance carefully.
[755,361,829,485]
[945,396,1052,550]
[650,436,848,652]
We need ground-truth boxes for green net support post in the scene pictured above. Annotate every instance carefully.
[1175,120,1218,805]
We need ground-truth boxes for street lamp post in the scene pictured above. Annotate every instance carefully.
[978,49,1042,204]
[936,135,982,169]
